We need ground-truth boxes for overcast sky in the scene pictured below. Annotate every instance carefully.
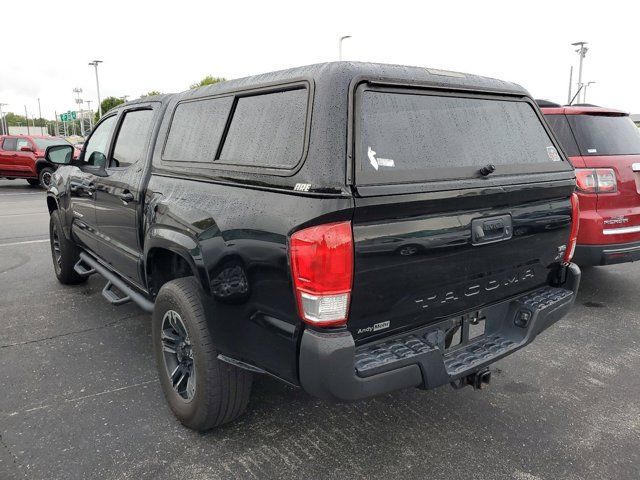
[1,0,638,120]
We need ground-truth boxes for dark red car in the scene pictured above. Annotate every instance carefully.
[539,101,640,266]
[0,135,78,188]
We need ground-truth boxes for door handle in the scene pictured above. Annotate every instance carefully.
[119,191,135,203]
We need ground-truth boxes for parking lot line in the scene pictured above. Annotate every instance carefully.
[0,239,49,247]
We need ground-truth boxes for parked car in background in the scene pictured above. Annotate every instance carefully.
[45,63,581,431]
[0,135,80,188]
[539,101,640,266]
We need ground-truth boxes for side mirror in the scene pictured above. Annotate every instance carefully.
[20,146,34,152]
[45,144,74,165]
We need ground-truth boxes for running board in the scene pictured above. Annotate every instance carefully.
[73,258,96,277]
[78,252,154,313]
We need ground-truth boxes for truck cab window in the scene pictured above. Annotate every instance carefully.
[111,109,155,168]
[84,115,117,167]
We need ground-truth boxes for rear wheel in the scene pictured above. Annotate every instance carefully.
[39,167,54,189]
[27,178,39,186]
[152,277,253,431]
[49,212,86,284]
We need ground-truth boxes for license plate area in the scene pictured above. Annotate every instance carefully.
[444,311,486,351]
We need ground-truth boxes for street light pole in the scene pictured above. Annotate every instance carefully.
[571,42,588,103]
[24,105,30,135]
[73,88,84,137]
[86,100,93,130]
[0,103,7,135]
[89,60,103,118]
[339,35,352,61]
[37,98,44,135]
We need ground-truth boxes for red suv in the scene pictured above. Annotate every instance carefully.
[539,101,640,266]
[0,135,77,188]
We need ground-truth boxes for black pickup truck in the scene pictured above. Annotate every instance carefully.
[45,62,581,431]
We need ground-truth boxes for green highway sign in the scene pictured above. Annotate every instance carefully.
[59,111,77,122]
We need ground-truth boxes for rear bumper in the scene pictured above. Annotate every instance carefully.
[299,263,580,402]
[573,241,640,266]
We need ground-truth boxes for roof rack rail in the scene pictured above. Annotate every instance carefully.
[535,99,562,108]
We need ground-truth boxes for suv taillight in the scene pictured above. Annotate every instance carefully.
[575,168,617,193]
[289,221,353,327]
[564,193,580,263]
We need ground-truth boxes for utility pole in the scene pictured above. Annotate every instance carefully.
[567,66,573,105]
[73,88,84,136]
[37,98,44,135]
[571,42,588,103]
[24,105,30,135]
[88,60,103,118]
[339,35,352,61]
[0,103,7,135]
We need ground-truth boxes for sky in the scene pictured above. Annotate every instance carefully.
[1,0,638,120]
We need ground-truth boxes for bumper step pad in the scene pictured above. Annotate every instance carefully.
[354,286,574,381]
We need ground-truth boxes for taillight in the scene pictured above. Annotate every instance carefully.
[575,168,617,193]
[564,193,580,263]
[289,221,353,327]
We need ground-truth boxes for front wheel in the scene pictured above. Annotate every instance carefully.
[39,167,54,189]
[49,212,86,284]
[152,277,253,431]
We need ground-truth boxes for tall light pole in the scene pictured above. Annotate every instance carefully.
[0,103,7,135]
[583,81,596,103]
[339,35,352,61]
[24,105,30,135]
[88,60,103,118]
[86,100,93,130]
[37,98,44,135]
[571,42,588,103]
[73,88,84,136]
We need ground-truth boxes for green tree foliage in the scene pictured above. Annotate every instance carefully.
[94,96,125,122]
[189,75,226,90]
[4,112,47,127]
[142,90,162,98]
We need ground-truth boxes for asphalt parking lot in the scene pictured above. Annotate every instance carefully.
[0,178,639,480]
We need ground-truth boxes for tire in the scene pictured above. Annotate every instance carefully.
[152,277,253,431]
[27,178,40,186]
[39,167,54,189]
[49,212,86,284]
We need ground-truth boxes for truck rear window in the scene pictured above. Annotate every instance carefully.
[566,114,640,156]
[357,90,568,184]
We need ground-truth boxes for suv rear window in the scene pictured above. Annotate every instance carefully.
[544,114,580,157]
[357,89,569,184]
[567,114,640,156]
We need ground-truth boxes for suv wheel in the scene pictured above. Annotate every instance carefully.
[152,277,253,431]
[49,212,86,284]
[39,167,54,189]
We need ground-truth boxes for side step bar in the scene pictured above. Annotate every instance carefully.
[74,252,154,313]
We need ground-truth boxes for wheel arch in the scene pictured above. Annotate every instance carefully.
[144,228,209,298]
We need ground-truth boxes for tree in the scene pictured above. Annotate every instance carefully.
[95,96,125,122]
[141,90,162,98]
[189,75,226,90]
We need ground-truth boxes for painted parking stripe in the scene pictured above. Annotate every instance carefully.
[0,239,49,247]
[0,192,44,196]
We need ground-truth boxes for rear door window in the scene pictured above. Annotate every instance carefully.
[357,88,570,185]
[544,114,580,157]
[567,114,640,156]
